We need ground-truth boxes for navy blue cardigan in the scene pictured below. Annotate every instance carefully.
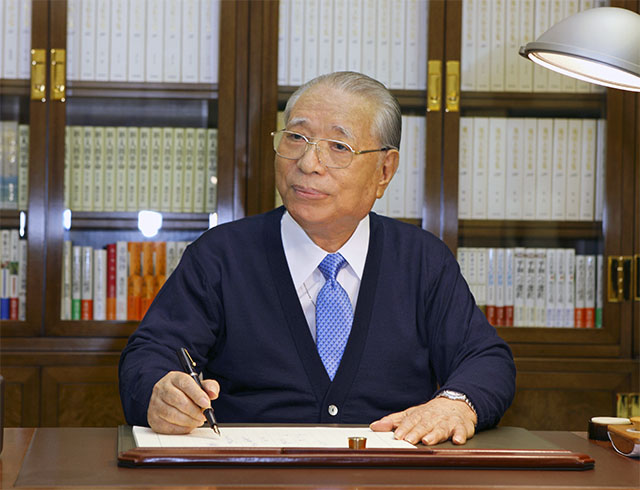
[119,207,515,430]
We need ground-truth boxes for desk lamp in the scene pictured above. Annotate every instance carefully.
[519,7,640,92]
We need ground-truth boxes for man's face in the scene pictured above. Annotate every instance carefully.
[275,85,398,239]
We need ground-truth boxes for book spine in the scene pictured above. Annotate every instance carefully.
[495,248,505,327]
[171,128,185,212]
[347,0,361,74]
[0,231,9,318]
[404,0,419,89]
[595,254,603,328]
[81,126,95,211]
[138,127,151,210]
[106,243,117,320]
[560,0,579,92]
[458,117,473,219]
[64,1,79,79]
[17,238,27,320]
[565,120,582,220]
[332,0,349,73]
[80,0,97,81]
[61,240,72,320]
[513,247,526,327]
[594,119,606,222]
[525,248,536,326]
[475,249,488,314]
[475,0,491,91]
[288,0,304,85]
[149,127,163,211]
[505,118,524,220]
[361,0,377,79]
[93,249,107,321]
[546,0,565,92]
[551,119,568,220]
[574,255,586,328]
[2,1,19,78]
[471,118,489,219]
[555,248,566,327]
[81,246,94,320]
[93,127,105,212]
[546,249,556,327]
[161,127,174,212]
[318,0,333,76]
[403,116,421,219]
[155,241,167,293]
[486,249,496,326]
[181,0,198,83]
[387,115,407,218]
[526,119,543,219]
[140,241,156,318]
[103,127,117,211]
[200,0,219,84]
[163,0,181,82]
[489,0,506,92]
[126,127,140,212]
[565,249,575,328]
[388,0,405,89]
[64,127,71,209]
[146,0,164,82]
[303,0,319,83]
[487,118,506,219]
[127,242,143,321]
[95,0,111,81]
[518,0,535,91]
[109,0,129,81]
[460,0,477,91]
[166,241,178,278]
[8,230,19,320]
[579,119,597,221]
[193,128,207,213]
[375,0,390,86]
[535,119,553,220]
[504,0,520,92]
[277,0,290,85]
[71,245,82,320]
[116,241,128,321]
[504,248,514,327]
[417,0,428,90]
[17,0,32,79]
[584,255,596,328]
[532,0,550,92]
[70,126,84,211]
[205,129,218,213]
[534,248,547,327]
[182,128,196,213]
[115,127,128,211]
[3,121,19,210]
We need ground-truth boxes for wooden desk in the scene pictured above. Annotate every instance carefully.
[1,428,638,489]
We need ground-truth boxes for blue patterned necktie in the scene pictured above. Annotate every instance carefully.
[315,253,354,381]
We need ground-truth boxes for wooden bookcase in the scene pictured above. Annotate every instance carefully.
[1,0,637,430]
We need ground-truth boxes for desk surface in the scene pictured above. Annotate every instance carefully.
[1,428,639,490]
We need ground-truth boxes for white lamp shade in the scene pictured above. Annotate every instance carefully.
[520,7,640,92]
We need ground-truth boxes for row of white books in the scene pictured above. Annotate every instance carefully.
[0,121,29,210]
[60,239,190,321]
[458,117,605,221]
[461,0,607,93]
[0,229,27,321]
[0,0,32,79]
[458,247,603,328]
[278,0,428,89]
[372,115,425,219]
[64,126,218,213]
[67,0,220,83]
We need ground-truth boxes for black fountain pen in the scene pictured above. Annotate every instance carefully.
[177,347,221,436]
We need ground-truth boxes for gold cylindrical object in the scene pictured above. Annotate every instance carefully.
[348,436,367,449]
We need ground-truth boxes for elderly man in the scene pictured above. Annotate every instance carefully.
[119,71,515,446]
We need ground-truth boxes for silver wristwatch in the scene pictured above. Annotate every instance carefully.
[436,390,477,415]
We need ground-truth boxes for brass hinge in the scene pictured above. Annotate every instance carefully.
[445,60,460,113]
[50,48,66,102]
[30,49,47,102]
[427,60,442,112]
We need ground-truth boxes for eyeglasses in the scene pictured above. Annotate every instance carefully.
[271,130,395,169]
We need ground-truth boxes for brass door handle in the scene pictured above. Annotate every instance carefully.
[50,49,66,102]
[30,49,46,102]
[445,61,460,113]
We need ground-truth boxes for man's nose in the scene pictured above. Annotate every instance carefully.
[296,142,325,173]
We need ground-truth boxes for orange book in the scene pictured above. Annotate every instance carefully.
[154,242,167,295]
[106,244,117,320]
[142,242,155,276]
[141,274,157,318]
[128,242,143,321]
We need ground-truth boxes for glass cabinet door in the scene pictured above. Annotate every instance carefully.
[45,0,222,336]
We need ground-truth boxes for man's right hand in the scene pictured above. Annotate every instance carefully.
[147,371,220,434]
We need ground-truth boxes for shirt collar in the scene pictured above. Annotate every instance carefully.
[281,211,370,289]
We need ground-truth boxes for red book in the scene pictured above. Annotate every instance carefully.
[106,244,117,320]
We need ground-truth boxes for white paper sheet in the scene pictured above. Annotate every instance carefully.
[133,425,416,449]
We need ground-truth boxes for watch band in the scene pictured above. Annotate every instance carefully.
[436,390,477,415]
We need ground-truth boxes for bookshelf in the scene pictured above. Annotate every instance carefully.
[0,0,637,429]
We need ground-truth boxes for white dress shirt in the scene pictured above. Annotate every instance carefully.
[281,211,370,340]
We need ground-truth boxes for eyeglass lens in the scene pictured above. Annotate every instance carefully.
[273,131,353,168]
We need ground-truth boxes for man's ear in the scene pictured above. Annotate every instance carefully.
[376,149,400,198]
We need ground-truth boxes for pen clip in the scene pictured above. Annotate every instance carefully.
[178,347,197,373]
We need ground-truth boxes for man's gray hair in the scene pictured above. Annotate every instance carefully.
[283,71,402,150]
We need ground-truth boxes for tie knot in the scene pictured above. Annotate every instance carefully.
[318,253,347,281]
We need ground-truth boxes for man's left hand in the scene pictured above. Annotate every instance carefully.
[369,397,477,445]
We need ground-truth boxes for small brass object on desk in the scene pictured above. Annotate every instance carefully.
[348,436,367,449]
